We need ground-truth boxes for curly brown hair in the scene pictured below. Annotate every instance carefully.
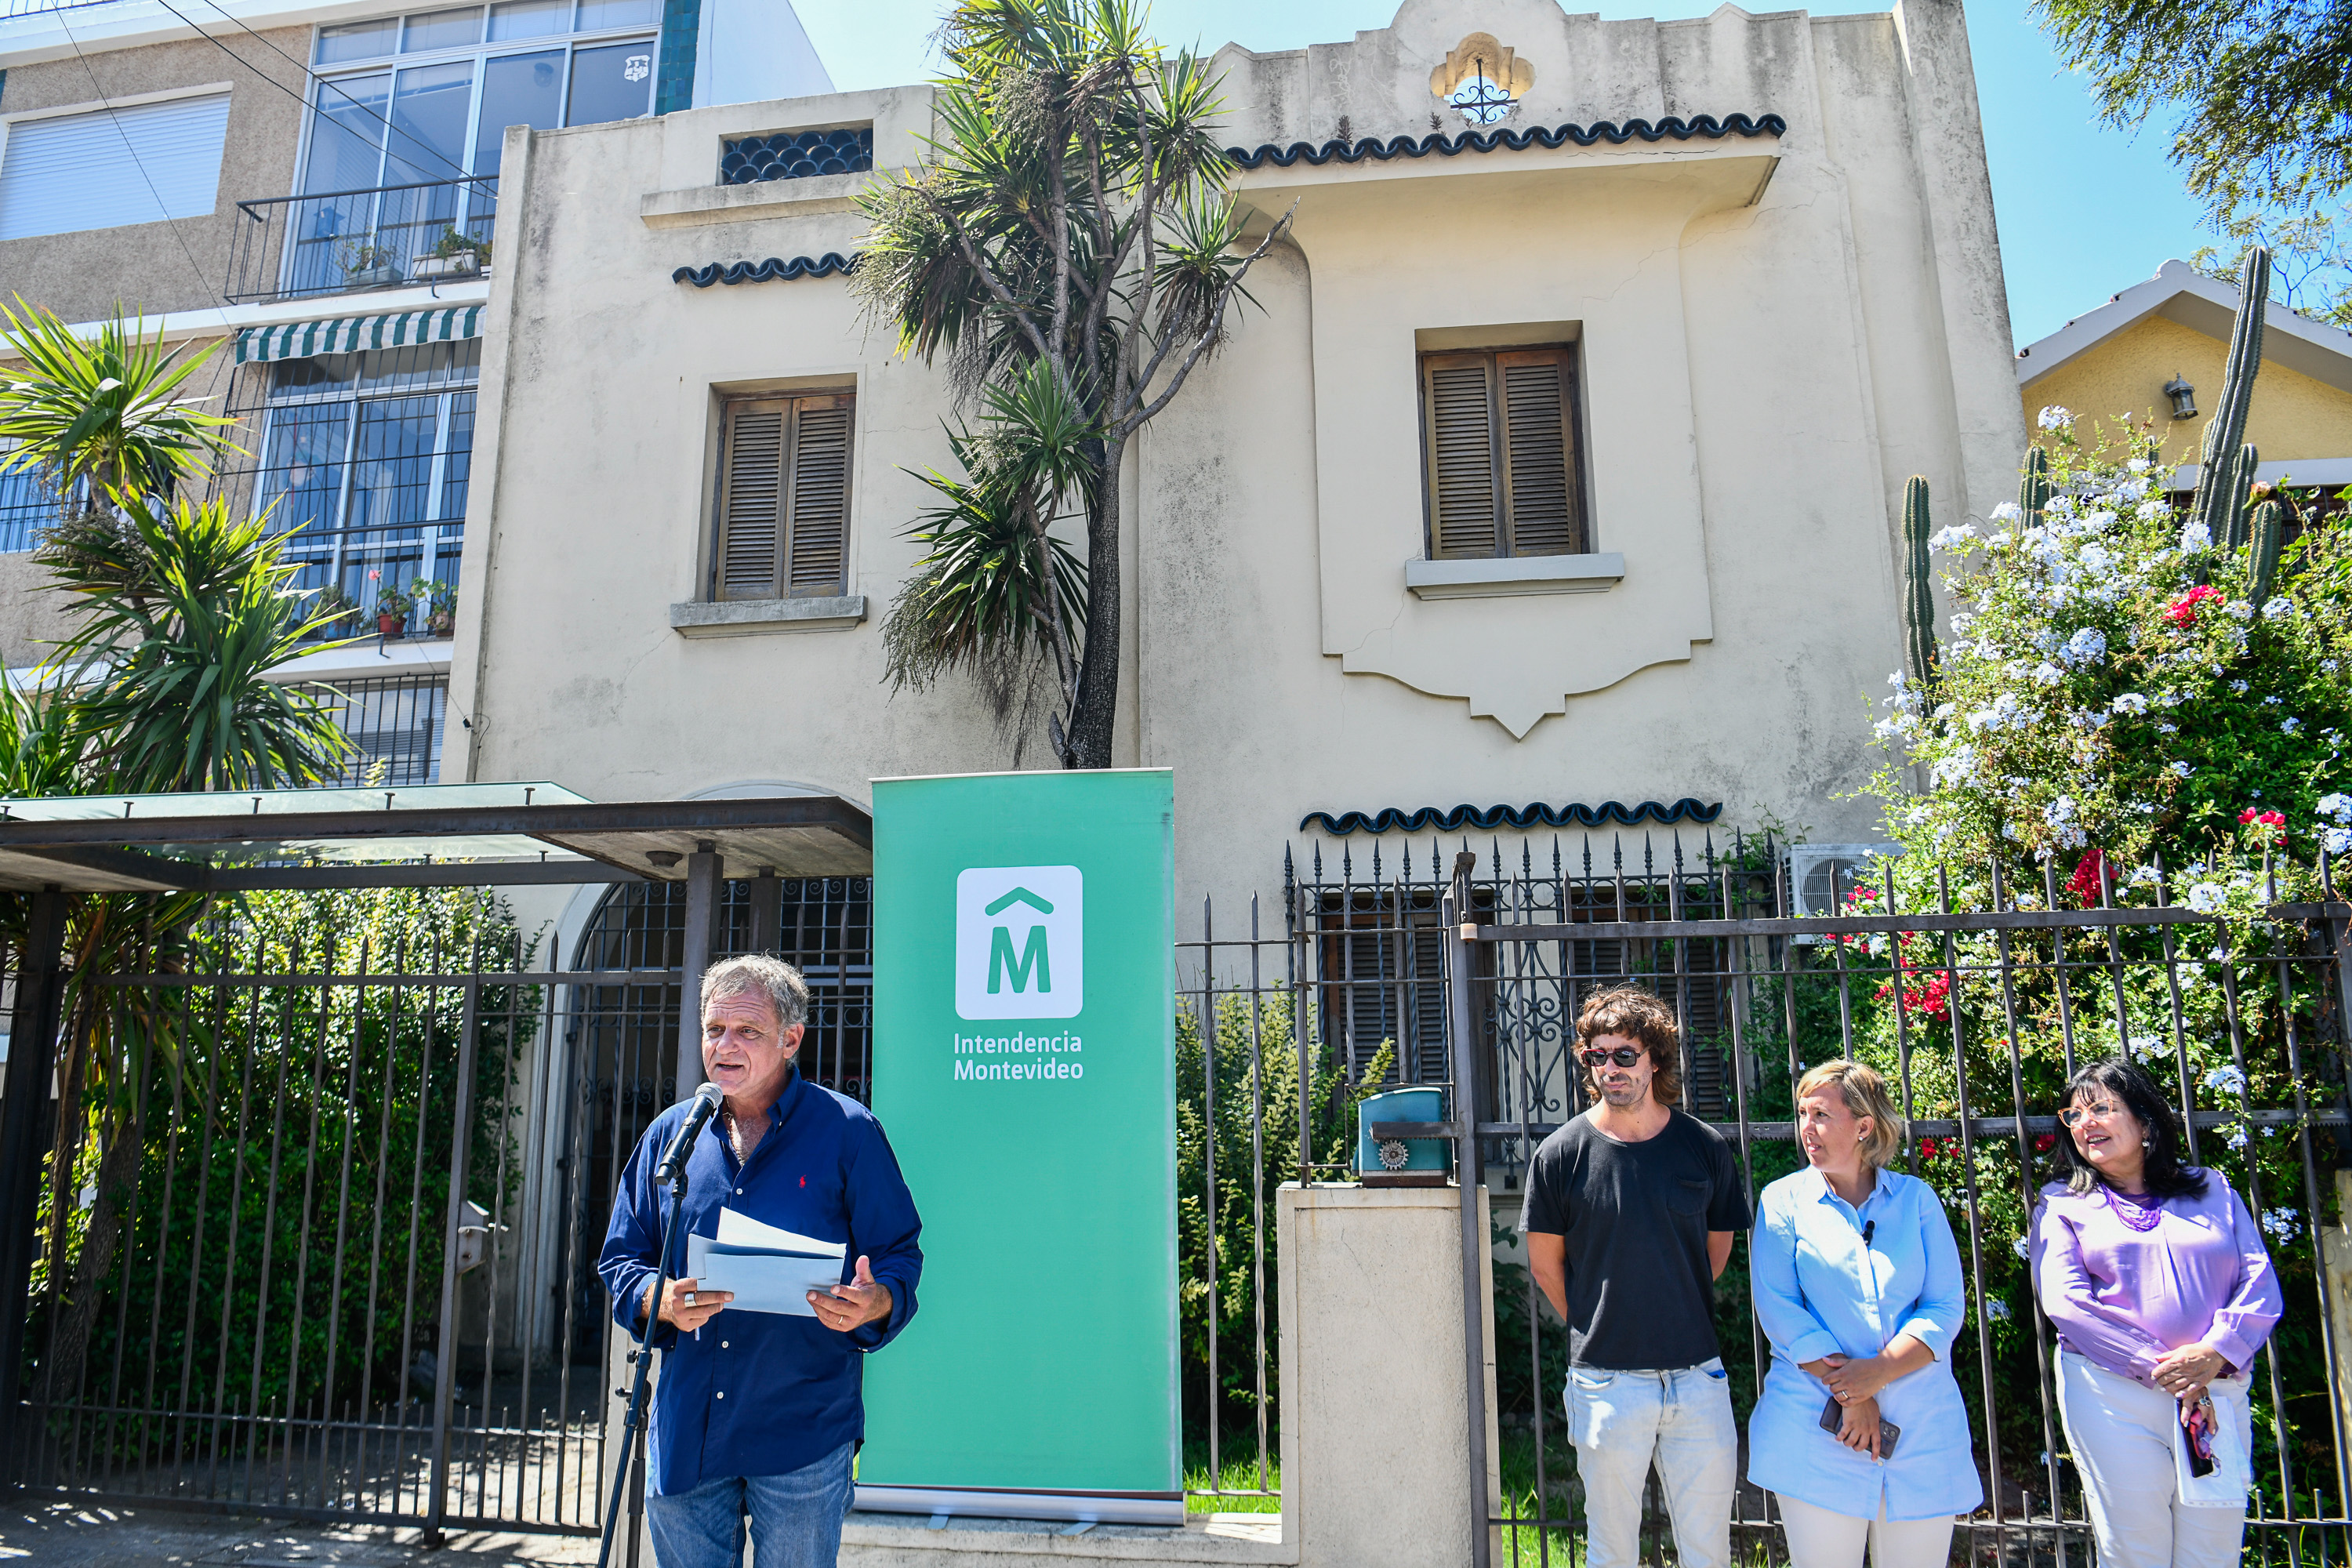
[1576,986,1682,1107]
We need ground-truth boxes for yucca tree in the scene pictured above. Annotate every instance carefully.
[44,496,354,791]
[884,362,1092,755]
[855,0,1290,767]
[0,297,239,512]
[0,303,354,1405]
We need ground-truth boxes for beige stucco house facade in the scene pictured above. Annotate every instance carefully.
[452,0,2022,909]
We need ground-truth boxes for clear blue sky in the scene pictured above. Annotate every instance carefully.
[793,0,2216,350]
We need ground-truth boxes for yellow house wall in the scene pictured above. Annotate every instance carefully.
[2020,314,2352,468]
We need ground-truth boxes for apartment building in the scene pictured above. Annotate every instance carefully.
[0,0,830,783]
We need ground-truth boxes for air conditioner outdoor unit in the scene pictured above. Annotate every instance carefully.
[1788,843,1904,938]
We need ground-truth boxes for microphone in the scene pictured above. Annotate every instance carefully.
[1862,1221,1875,1248]
[654,1083,724,1185]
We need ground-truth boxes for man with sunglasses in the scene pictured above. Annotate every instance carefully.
[1520,987,1751,1568]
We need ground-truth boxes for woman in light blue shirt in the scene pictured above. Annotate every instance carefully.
[1749,1060,1982,1568]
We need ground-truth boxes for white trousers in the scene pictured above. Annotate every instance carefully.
[2056,1351,2249,1568]
[1777,1493,1957,1568]
[1563,1360,1739,1568]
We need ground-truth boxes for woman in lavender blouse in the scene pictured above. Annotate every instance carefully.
[2031,1055,2282,1568]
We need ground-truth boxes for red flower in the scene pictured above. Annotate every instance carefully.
[2034,1133,2056,1153]
[1874,970,1951,1021]
[1918,1138,1940,1160]
[2164,585,2222,626]
[2066,850,2108,906]
[2238,807,2287,846]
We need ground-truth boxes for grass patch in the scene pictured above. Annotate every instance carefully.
[1183,1439,1280,1513]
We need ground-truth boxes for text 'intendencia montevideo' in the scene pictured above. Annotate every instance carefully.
[949,1029,1085,1082]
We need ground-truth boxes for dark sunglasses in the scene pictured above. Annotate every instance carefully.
[1581,1047,1645,1068]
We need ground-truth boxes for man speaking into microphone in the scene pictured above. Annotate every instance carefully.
[599,955,923,1567]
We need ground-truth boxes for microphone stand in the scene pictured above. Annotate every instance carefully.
[597,1162,689,1568]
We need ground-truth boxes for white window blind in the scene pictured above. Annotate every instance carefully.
[0,93,231,243]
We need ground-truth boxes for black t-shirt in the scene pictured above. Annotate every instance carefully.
[1518,1108,1751,1370]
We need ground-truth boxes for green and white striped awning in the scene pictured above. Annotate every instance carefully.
[234,305,484,365]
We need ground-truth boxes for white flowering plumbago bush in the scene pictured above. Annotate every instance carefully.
[1870,410,2352,884]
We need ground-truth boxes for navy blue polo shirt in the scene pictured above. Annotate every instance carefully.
[597,1069,923,1495]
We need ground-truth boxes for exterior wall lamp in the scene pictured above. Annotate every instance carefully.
[2163,373,2198,419]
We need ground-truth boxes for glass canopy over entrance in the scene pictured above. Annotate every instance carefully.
[0,782,872,892]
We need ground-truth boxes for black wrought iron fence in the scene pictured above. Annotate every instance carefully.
[1372,830,2352,1568]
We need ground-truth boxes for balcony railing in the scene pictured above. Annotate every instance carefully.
[277,516,464,641]
[227,179,495,306]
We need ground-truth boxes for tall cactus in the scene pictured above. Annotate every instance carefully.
[2020,446,2049,526]
[1901,475,1938,689]
[2248,491,2286,605]
[2189,247,2270,550]
[2222,442,2259,549]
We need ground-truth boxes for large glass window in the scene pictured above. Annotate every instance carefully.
[251,340,481,630]
[292,3,658,290]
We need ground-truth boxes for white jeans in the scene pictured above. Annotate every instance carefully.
[1563,1359,1739,1568]
[2056,1351,2250,1568]
[1777,1493,1957,1568]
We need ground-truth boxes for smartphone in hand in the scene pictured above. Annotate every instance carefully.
[2183,1396,2218,1478]
[1820,1393,1903,1459]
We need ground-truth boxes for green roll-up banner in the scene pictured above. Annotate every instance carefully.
[859,769,1178,1517]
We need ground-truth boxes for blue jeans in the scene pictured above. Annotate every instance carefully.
[1563,1359,1738,1568]
[645,1441,855,1568]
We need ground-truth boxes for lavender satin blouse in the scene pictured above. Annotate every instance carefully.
[2029,1171,2283,1386]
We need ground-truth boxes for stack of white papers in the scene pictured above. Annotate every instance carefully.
[684,1210,848,1318]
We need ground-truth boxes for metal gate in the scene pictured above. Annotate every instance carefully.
[13,943,635,1533]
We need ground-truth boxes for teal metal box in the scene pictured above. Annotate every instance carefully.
[1354,1086,1450,1176]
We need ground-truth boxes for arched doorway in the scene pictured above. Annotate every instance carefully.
[554,874,872,1357]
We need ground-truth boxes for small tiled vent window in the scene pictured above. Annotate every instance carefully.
[720,128,874,185]
[715,392,854,600]
[1420,346,1586,558]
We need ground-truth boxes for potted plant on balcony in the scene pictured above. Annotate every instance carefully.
[314,582,361,637]
[413,227,489,281]
[339,240,405,289]
[374,580,412,637]
[412,577,456,637]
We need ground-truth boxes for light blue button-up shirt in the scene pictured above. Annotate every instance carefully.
[1747,1165,1984,1519]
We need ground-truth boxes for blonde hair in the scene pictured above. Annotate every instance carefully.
[1795,1059,1904,1169]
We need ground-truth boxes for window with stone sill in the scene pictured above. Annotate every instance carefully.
[1418,344,1588,560]
[710,390,854,601]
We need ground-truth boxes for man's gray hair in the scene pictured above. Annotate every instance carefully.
[700,955,810,1030]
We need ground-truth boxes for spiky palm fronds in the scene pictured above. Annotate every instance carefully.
[44,495,354,793]
[884,362,1092,702]
[0,298,239,510]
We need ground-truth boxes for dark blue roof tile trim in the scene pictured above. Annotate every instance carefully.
[1301,799,1726,835]
[1226,113,1785,169]
[673,253,860,287]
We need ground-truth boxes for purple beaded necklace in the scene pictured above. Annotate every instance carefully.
[2107,1185,2163,1231]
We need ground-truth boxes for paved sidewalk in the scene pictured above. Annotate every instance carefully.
[0,1501,601,1566]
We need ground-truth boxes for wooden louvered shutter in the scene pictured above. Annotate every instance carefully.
[716,391,855,600]
[1422,353,1501,558]
[717,400,786,598]
[783,393,852,596]
[1497,349,1582,556]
